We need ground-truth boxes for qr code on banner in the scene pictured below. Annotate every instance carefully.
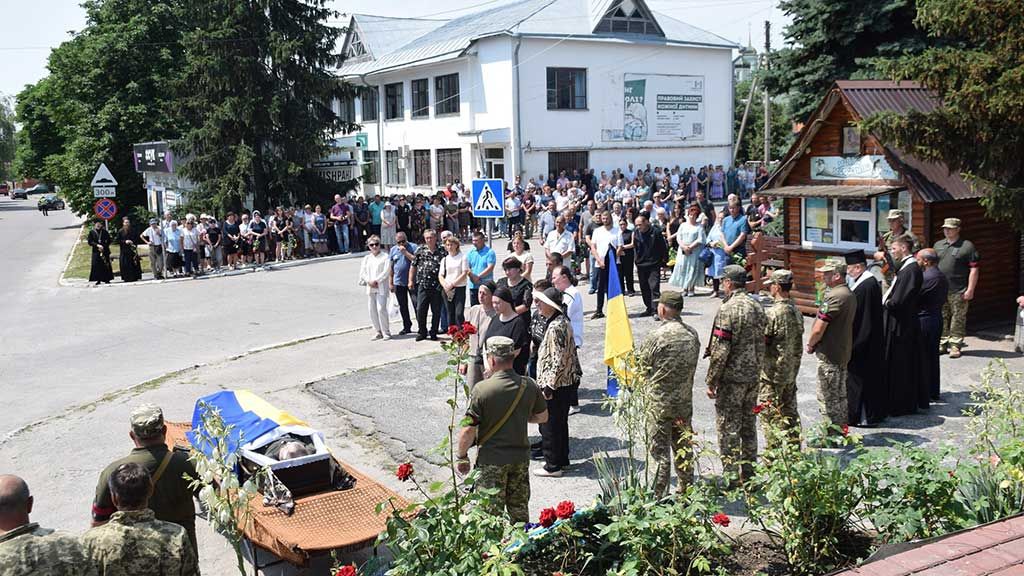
[692,123,703,136]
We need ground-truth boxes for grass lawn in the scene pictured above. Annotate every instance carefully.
[64,227,150,280]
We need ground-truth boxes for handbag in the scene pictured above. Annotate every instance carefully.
[388,292,402,322]
[698,245,714,268]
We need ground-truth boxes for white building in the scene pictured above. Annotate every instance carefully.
[334,0,737,196]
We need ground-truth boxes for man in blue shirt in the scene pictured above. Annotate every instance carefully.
[721,202,750,259]
[369,195,385,238]
[389,231,418,335]
[465,230,496,306]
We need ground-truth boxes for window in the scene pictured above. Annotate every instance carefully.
[548,151,589,177]
[802,197,878,249]
[362,150,379,184]
[435,73,460,115]
[876,190,912,233]
[411,79,429,118]
[594,0,664,36]
[413,150,431,186]
[436,148,462,186]
[547,68,587,110]
[361,87,378,122]
[384,82,403,120]
[386,150,406,185]
[337,96,355,124]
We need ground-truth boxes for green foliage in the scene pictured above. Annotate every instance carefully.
[175,0,355,211]
[0,97,15,181]
[863,0,1024,230]
[733,79,794,164]
[514,507,614,575]
[766,0,929,124]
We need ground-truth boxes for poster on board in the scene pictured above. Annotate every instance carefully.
[603,73,705,142]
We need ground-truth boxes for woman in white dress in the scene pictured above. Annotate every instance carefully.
[380,202,397,248]
[669,203,706,296]
[358,235,392,340]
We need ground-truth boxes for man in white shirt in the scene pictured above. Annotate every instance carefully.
[589,210,623,319]
[545,217,575,268]
[140,218,165,280]
[538,202,558,239]
[625,163,636,182]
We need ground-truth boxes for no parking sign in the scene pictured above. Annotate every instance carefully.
[94,198,118,221]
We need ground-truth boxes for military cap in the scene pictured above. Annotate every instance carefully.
[942,217,961,229]
[485,336,517,359]
[844,250,867,265]
[887,209,905,220]
[658,290,685,310]
[130,403,165,439]
[815,257,847,276]
[762,269,793,286]
[722,264,747,284]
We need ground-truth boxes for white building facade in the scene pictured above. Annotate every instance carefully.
[335,0,737,196]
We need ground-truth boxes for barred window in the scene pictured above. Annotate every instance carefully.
[386,150,406,185]
[436,148,462,186]
[413,150,432,186]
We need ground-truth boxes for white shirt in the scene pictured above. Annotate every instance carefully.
[545,229,575,255]
[141,226,164,246]
[441,253,468,288]
[563,286,583,348]
[181,228,200,250]
[359,251,391,294]
[592,225,623,265]
[554,192,571,213]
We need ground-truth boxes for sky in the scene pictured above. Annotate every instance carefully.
[0,0,790,103]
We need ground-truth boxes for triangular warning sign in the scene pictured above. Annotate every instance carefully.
[91,163,118,187]
[474,182,500,211]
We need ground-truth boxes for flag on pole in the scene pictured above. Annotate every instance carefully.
[603,245,634,367]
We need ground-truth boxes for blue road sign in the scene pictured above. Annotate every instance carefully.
[471,179,505,218]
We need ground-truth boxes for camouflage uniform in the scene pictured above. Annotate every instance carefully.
[706,279,766,481]
[0,522,97,576]
[759,296,804,441]
[934,222,980,353]
[638,311,701,496]
[81,509,199,576]
[476,462,531,523]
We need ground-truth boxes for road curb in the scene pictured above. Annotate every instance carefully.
[57,223,88,287]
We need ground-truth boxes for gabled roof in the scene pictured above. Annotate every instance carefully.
[337,0,736,78]
[764,80,979,203]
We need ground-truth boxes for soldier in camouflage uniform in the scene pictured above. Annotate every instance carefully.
[0,475,97,576]
[638,291,701,496]
[457,336,548,523]
[706,265,766,483]
[758,269,804,444]
[934,218,980,358]
[805,258,857,436]
[874,209,920,292]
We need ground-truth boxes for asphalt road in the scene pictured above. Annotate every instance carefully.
[0,197,372,437]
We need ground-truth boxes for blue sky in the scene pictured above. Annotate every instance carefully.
[0,0,788,102]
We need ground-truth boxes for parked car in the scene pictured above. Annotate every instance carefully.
[37,194,65,211]
[0,183,9,196]
[26,183,51,195]
[11,188,28,199]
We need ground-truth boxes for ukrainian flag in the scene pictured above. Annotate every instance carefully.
[603,245,634,368]
[187,390,307,457]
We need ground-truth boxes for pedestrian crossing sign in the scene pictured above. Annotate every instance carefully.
[471,179,505,218]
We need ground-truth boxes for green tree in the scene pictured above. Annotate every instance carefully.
[766,0,929,124]
[13,0,186,216]
[0,97,15,182]
[864,0,1024,230]
[176,0,354,210]
[734,78,794,164]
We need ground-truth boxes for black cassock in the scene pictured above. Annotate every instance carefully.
[882,257,924,416]
[847,272,884,424]
[117,228,142,282]
[88,228,114,283]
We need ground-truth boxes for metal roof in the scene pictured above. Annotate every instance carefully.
[338,0,736,78]
[766,185,904,199]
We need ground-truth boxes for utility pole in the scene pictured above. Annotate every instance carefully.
[763,20,771,165]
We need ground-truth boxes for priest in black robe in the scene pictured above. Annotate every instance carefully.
[882,234,924,416]
[88,220,114,285]
[844,250,885,426]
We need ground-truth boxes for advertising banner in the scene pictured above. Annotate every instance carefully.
[133,142,173,173]
[810,155,898,181]
[609,73,705,142]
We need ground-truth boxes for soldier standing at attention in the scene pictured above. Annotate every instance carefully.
[457,336,548,523]
[638,291,701,496]
[706,265,766,485]
[0,475,96,576]
[805,258,857,438]
[92,404,198,558]
[874,209,920,292]
[758,269,805,443]
[934,218,979,359]
[82,463,199,576]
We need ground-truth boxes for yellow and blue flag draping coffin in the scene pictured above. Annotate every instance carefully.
[187,390,307,458]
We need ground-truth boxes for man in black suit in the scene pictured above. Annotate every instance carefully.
[844,250,885,426]
[917,248,949,401]
[883,234,925,416]
[632,215,668,317]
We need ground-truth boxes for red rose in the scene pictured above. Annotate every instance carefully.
[447,325,460,336]
[335,565,357,576]
[462,322,477,335]
[555,500,575,519]
[841,424,849,437]
[538,507,557,528]
[396,462,414,481]
[711,512,730,527]
[752,403,765,415]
